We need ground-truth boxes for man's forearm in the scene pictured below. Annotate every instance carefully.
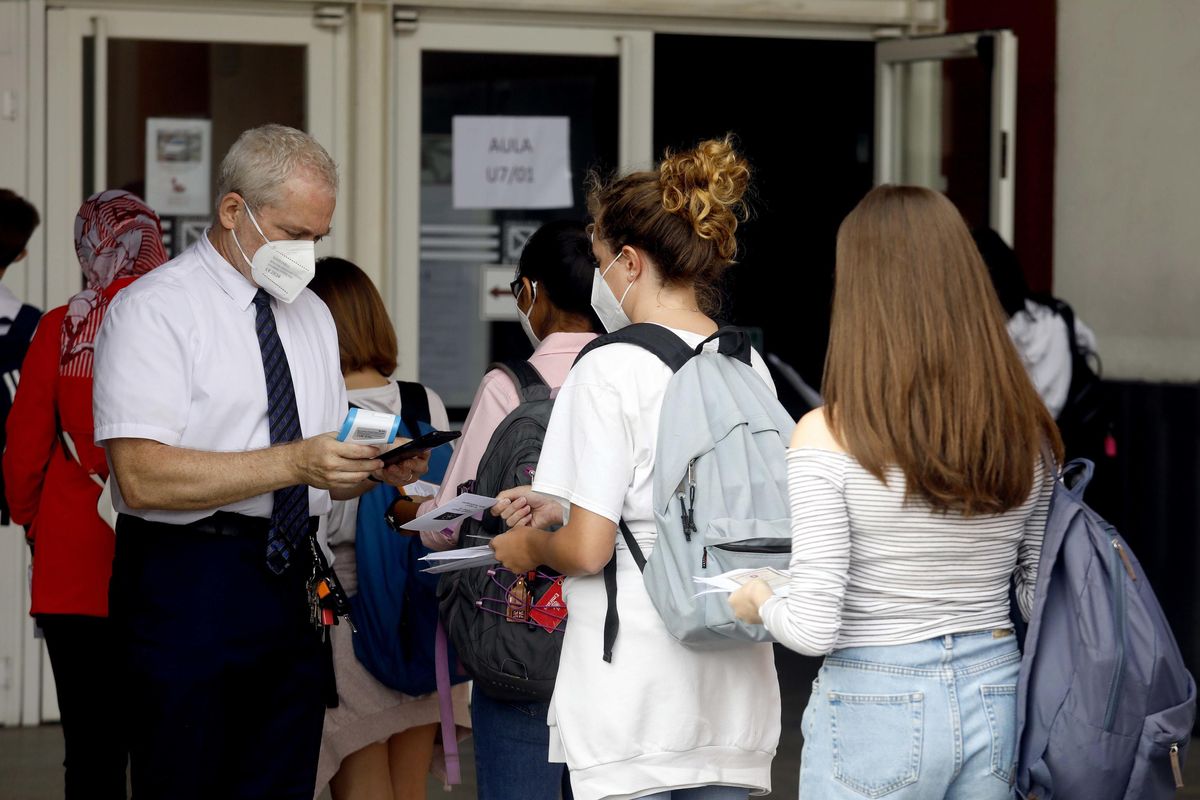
[330,480,375,502]
[108,438,302,511]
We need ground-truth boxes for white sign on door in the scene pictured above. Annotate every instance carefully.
[145,118,212,217]
[452,116,572,210]
[481,264,520,321]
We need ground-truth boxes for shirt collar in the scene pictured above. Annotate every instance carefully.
[533,331,598,356]
[196,228,260,312]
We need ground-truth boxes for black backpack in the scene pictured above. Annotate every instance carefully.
[436,361,565,702]
[0,304,42,524]
[1044,297,1110,463]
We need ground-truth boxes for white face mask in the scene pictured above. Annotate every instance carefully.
[230,203,316,304]
[516,279,540,347]
[590,252,635,333]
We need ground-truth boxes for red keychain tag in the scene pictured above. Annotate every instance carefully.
[530,577,567,633]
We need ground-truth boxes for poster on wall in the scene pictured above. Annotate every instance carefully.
[452,116,572,210]
[145,118,212,217]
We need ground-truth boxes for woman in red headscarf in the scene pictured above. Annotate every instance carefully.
[4,189,167,800]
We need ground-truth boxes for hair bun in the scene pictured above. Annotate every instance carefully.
[658,136,750,261]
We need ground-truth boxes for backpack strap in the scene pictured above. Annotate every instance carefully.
[396,380,431,437]
[576,323,756,373]
[0,305,40,373]
[434,619,461,784]
[5,304,40,343]
[574,323,696,373]
[696,326,754,366]
[1046,297,1103,374]
[601,520,646,663]
[490,360,551,404]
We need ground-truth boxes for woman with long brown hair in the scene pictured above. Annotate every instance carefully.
[731,185,1061,799]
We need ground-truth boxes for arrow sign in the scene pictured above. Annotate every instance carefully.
[481,265,520,322]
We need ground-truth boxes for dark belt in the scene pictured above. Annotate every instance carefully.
[119,511,316,538]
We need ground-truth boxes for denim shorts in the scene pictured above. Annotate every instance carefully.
[797,629,1021,800]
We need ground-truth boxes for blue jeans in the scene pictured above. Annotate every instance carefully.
[798,629,1021,799]
[471,684,571,800]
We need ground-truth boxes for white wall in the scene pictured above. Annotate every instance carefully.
[1055,0,1200,382]
[0,0,54,727]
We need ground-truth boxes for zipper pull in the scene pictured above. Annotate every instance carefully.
[678,492,692,542]
[686,460,698,535]
[701,547,708,569]
[1171,743,1184,789]
[1113,539,1137,581]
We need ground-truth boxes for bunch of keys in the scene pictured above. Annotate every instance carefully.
[306,535,356,641]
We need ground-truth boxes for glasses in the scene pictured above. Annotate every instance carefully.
[585,222,595,243]
[509,276,524,300]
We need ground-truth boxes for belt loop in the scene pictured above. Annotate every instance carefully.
[943,634,954,650]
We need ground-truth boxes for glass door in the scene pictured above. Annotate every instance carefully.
[875,31,1017,242]
[45,6,348,309]
[392,21,652,415]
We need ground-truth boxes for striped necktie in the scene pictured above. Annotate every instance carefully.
[253,289,309,574]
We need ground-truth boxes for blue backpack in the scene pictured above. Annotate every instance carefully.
[1015,459,1196,799]
[349,382,461,696]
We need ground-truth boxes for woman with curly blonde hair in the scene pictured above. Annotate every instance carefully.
[490,137,782,800]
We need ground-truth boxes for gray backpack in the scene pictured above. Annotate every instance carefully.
[575,324,794,661]
[1016,459,1196,799]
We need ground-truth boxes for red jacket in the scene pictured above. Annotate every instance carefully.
[4,280,133,617]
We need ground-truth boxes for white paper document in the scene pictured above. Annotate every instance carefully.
[145,117,212,216]
[400,493,497,531]
[419,545,499,574]
[693,567,792,598]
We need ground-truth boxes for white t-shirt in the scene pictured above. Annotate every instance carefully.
[1007,299,1098,419]
[93,233,347,524]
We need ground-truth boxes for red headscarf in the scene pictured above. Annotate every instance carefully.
[60,190,167,377]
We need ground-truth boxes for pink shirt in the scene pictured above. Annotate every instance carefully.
[418,331,597,549]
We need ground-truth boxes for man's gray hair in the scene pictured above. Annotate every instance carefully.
[215,124,339,210]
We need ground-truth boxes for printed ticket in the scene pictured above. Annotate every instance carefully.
[401,493,498,532]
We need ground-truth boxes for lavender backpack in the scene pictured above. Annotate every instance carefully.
[1015,459,1196,799]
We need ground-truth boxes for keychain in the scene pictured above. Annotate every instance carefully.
[306,534,357,640]
[506,575,530,623]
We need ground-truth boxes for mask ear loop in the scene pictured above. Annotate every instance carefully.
[241,201,271,243]
[519,281,538,320]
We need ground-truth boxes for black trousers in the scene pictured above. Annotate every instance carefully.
[109,514,328,800]
[38,614,129,800]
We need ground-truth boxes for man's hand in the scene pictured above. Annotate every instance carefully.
[292,432,382,490]
[728,578,775,626]
[375,447,431,488]
[491,486,563,530]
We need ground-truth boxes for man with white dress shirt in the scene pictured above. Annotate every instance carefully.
[93,125,428,799]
